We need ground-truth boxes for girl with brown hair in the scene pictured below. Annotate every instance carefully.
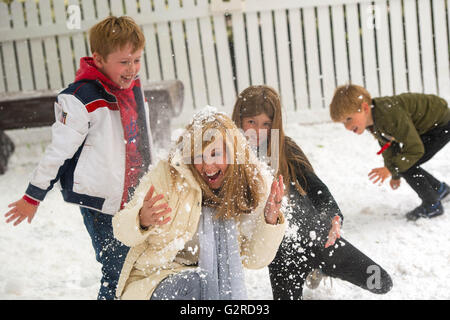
[112,108,286,299]
[232,85,393,299]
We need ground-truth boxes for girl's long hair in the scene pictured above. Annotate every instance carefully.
[231,85,313,195]
[171,110,265,219]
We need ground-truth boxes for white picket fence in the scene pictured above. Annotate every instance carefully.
[0,0,449,119]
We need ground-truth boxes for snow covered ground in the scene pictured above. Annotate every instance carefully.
[1,108,449,300]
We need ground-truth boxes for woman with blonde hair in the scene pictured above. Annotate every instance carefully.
[232,85,393,299]
[112,107,286,300]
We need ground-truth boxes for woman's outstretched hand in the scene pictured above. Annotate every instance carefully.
[264,175,284,225]
[139,185,172,229]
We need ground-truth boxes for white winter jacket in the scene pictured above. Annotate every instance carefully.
[25,79,154,215]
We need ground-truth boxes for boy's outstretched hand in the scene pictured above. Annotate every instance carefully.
[5,198,38,226]
[368,167,391,185]
[390,178,401,190]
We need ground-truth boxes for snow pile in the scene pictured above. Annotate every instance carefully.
[0,114,449,300]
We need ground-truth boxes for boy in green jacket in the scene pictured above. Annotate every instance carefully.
[329,84,450,221]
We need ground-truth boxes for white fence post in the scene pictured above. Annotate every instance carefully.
[11,1,33,91]
[346,3,364,87]
[25,0,47,91]
[153,0,176,82]
[360,1,380,97]
[432,0,450,101]
[275,9,295,112]
[375,0,394,96]
[331,4,350,89]
[1,2,20,92]
[231,9,250,93]
[403,0,422,93]
[260,10,279,93]
[245,11,263,87]
[54,0,75,88]
[211,12,236,111]
[418,0,437,95]
[40,0,62,90]
[317,5,336,109]
[303,7,322,109]
[198,0,222,107]
[289,8,309,110]
[184,0,208,109]
[0,2,7,93]
[389,0,408,94]
[167,0,194,111]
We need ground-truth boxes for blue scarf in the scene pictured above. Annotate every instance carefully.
[197,206,248,300]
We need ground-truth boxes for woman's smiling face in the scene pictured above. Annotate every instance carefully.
[193,138,229,190]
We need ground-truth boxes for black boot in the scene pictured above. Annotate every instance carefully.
[437,182,450,202]
[406,201,444,221]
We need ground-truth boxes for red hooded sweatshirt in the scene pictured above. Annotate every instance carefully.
[75,57,145,209]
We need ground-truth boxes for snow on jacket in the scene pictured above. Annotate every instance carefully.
[370,93,450,179]
[112,148,286,300]
[25,58,154,215]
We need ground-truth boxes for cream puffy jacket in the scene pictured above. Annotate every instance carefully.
[112,149,286,300]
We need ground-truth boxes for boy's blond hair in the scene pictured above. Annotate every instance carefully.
[89,16,145,59]
[329,84,372,121]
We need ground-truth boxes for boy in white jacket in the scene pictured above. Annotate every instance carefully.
[4,16,154,300]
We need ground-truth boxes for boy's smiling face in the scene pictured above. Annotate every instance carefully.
[93,43,142,89]
[340,102,373,135]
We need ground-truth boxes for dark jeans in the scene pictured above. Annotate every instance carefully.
[399,121,450,205]
[80,207,130,300]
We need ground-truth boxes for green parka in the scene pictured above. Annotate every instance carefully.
[369,93,450,179]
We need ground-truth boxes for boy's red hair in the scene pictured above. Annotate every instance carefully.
[329,84,372,122]
[89,16,145,59]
